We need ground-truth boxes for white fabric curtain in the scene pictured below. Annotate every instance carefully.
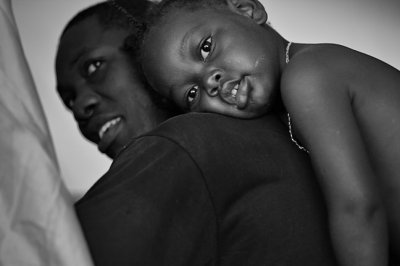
[0,0,93,265]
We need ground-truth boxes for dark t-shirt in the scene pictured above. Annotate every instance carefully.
[76,113,336,266]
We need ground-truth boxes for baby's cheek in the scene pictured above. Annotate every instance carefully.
[247,94,273,117]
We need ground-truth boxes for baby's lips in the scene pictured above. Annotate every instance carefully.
[220,80,240,105]
[236,78,250,109]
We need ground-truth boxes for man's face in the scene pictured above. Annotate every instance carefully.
[142,6,281,118]
[56,16,163,158]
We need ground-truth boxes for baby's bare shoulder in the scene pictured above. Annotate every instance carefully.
[280,44,365,112]
[281,45,347,97]
[282,43,399,97]
[286,43,399,82]
[285,44,357,78]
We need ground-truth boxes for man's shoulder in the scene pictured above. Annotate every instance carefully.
[146,113,286,145]
[134,113,309,180]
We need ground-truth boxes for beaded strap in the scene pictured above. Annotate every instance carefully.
[285,42,309,153]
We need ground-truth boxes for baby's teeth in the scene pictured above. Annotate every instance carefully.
[231,89,237,97]
[99,117,121,139]
[231,84,238,97]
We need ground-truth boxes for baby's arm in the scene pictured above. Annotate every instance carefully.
[281,62,388,266]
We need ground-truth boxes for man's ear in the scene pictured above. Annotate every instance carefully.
[226,0,268,25]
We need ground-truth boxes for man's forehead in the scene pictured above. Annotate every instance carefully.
[62,20,111,46]
[58,22,128,60]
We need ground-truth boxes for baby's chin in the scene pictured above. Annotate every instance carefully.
[239,101,271,119]
[224,104,269,119]
[237,111,267,119]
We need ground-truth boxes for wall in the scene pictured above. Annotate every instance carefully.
[13,0,107,198]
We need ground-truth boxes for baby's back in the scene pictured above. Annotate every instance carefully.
[342,45,400,188]
[308,44,400,254]
[349,45,400,258]
[290,44,400,181]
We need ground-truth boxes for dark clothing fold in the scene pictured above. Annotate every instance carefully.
[76,113,336,266]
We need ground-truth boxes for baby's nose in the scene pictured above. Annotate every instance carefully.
[204,69,223,97]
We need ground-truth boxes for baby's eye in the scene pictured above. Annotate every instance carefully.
[186,86,199,107]
[200,36,212,61]
[85,60,102,76]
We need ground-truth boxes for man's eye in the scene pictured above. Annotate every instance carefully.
[186,86,199,107]
[200,36,212,61]
[86,60,102,76]
[67,98,74,109]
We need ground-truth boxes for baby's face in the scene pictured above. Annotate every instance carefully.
[142,6,281,118]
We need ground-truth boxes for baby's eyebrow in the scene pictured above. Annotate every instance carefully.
[166,84,176,101]
[179,24,203,58]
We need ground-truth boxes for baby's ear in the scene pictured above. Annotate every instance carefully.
[226,0,268,25]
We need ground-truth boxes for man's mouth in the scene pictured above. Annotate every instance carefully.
[98,117,121,140]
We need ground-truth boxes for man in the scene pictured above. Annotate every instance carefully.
[55,0,178,159]
[76,112,337,266]
[57,1,337,265]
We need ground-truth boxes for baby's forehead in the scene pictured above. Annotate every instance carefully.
[142,6,230,61]
[148,1,228,32]
[150,6,222,35]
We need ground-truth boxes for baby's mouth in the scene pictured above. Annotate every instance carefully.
[231,83,238,98]
[221,79,250,109]
[221,81,240,104]
[229,77,251,109]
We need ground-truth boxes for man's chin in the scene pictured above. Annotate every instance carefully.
[100,145,119,159]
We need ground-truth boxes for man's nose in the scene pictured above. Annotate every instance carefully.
[72,90,100,121]
[203,69,223,97]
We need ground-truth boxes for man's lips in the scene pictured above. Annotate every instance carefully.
[98,117,121,139]
[97,117,123,154]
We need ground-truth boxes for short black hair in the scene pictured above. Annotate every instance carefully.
[146,0,226,30]
[60,0,152,38]
[157,0,226,10]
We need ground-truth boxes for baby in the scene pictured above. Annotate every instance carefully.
[139,0,400,265]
